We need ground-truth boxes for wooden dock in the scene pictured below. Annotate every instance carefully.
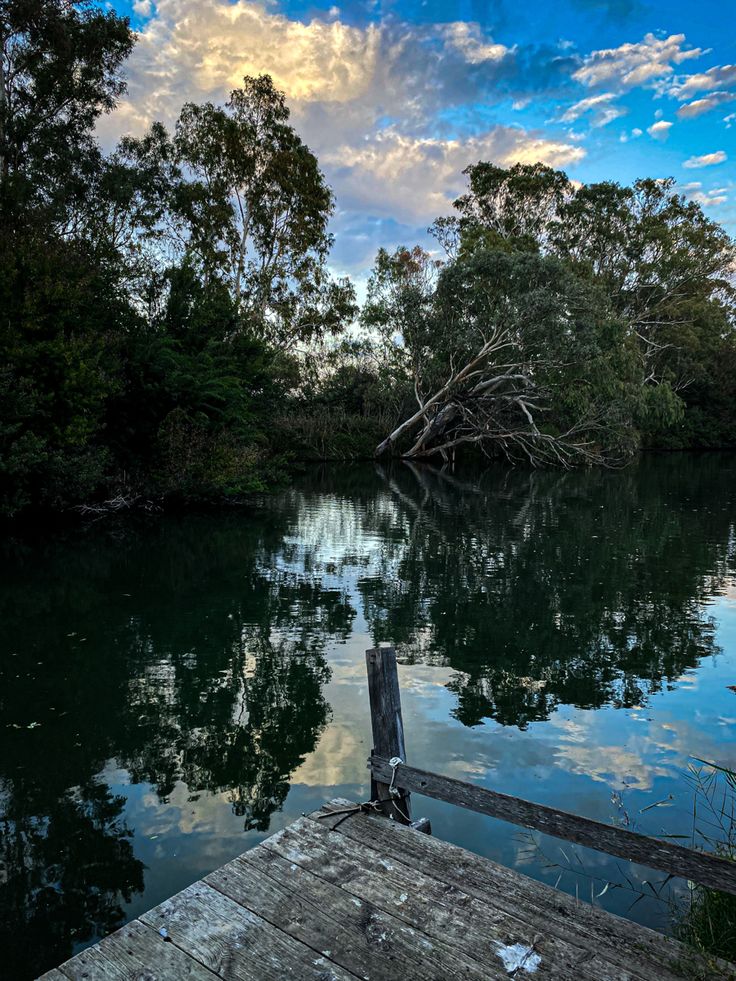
[38,647,736,980]
[39,798,734,981]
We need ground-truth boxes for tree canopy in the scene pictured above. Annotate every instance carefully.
[364,164,735,465]
[1,5,735,517]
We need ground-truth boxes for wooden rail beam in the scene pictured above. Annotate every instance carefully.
[370,755,736,896]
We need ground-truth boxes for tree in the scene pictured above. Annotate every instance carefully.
[367,244,639,465]
[368,164,735,464]
[0,0,133,229]
[457,165,736,425]
[125,75,356,349]
[0,0,136,514]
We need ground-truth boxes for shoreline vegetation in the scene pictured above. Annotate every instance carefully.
[6,446,733,527]
[2,0,736,522]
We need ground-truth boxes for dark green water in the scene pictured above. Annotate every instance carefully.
[2,455,736,979]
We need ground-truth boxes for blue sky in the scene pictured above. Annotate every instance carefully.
[104,0,736,275]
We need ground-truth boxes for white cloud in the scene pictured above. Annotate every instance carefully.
[323,129,585,225]
[441,22,512,65]
[683,150,728,169]
[669,64,736,100]
[677,91,736,119]
[678,181,729,207]
[573,33,705,90]
[559,92,625,127]
[133,0,153,16]
[94,0,586,256]
[647,120,673,140]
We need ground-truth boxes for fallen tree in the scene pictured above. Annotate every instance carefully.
[366,164,736,466]
[368,246,643,467]
[374,328,609,465]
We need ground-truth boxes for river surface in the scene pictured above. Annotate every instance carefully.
[2,455,736,979]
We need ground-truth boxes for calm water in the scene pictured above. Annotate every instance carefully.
[2,455,736,979]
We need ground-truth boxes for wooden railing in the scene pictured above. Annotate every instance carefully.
[365,645,736,897]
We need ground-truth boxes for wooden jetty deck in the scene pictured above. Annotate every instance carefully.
[39,798,735,981]
[38,648,736,980]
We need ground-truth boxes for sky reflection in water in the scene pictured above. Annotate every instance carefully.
[1,454,736,979]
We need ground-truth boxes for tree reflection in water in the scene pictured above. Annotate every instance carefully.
[0,513,354,976]
[1,453,735,978]
[359,458,734,728]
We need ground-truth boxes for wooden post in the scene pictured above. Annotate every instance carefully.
[366,646,411,824]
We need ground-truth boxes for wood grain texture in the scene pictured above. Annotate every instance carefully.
[140,879,356,981]
[37,793,736,981]
[370,755,736,896]
[312,799,736,981]
[209,840,497,981]
[56,919,219,981]
[262,814,657,981]
[366,646,411,822]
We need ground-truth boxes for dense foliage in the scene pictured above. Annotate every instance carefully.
[1,0,735,516]
[0,0,353,515]
[363,166,736,464]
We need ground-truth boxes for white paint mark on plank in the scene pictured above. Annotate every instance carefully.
[494,942,542,975]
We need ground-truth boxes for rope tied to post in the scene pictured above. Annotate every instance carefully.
[316,794,412,829]
[315,758,410,829]
[314,799,387,829]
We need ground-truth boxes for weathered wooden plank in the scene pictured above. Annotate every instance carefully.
[208,840,500,980]
[140,879,358,981]
[261,815,658,981]
[55,942,139,980]
[312,800,736,981]
[366,646,411,823]
[36,970,69,981]
[370,755,736,896]
[57,919,219,981]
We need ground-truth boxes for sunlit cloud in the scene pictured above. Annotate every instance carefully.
[699,189,730,211]
[647,120,673,140]
[572,33,704,90]
[100,0,530,144]
[669,64,736,100]
[560,91,626,127]
[441,22,512,64]
[323,129,585,225]
[683,150,728,168]
[677,92,736,119]
[93,0,594,262]
[95,0,736,262]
